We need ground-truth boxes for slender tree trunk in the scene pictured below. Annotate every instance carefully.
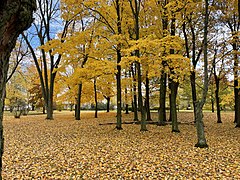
[125,104,129,114]
[116,49,122,129]
[115,0,122,130]
[131,100,134,112]
[131,65,138,121]
[190,71,197,122]
[145,74,151,121]
[236,0,240,128]
[43,105,46,114]
[106,97,110,113]
[94,79,98,118]
[0,1,36,178]
[214,78,222,123]
[195,0,209,148]
[76,83,82,120]
[233,41,240,127]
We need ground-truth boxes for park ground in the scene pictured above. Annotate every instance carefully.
[2,111,240,179]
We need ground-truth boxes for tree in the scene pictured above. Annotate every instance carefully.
[194,0,209,148]
[214,0,240,127]
[181,0,205,123]
[23,0,71,120]
[0,0,36,178]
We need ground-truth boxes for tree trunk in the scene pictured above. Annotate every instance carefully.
[125,104,129,114]
[170,81,180,132]
[190,71,197,122]
[233,41,240,127]
[158,72,167,126]
[195,102,208,148]
[75,83,82,120]
[195,0,209,148]
[94,78,98,118]
[0,52,9,180]
[115,0,122,130]
[106,97,110,113]
[116,50,122,130]
[131,65,138,121]
[215,78,222,123]
[46,73,56,119]
[145,75,151,121]
[0,0,36,178]
[43,105,46,114]
[32,105,35,111]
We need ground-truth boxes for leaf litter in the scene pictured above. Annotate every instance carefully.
[2,111,240,179]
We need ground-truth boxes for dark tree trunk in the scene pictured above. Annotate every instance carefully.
[106,97,110,113]
[94,78,98,118]
[158,72,167,126]
[131,100,134,112]
[145,75,151,121]
[125,104,129,114]
[43,105,46,114]
[115,0,122,130]
[190,71,197,122]
[0,0,36,178]
[158,0,168,126]
[233,42,240,127]
[116,50,122,129]
[169,17,179,132]
[170,81,180,132]
[74,104,77,117]
[75,83,82,120]
[131,65,138,121]
[236,0,240,128]
[214,77,222,123]
[32,105,35,111]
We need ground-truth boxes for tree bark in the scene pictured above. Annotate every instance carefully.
[236,0,240,128]
[158,0,168,126]
[195,0,209,148]
[106,97,110,113]
[131,65,138,121]
[195,102,208,148]
[115,0,122,130]
[145,75,151,121]
[233,41,240,127]
[170,81,180,132]
[0,0,36,178]
[214,76,222,123]
[190,71,197,122]
[158,72,167,126]
[75,83,82,120]
[125,104,129,114]
[94,78,98,118]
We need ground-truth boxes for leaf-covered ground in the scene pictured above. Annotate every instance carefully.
[2,111,240,179]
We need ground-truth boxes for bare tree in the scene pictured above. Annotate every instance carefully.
[194,0,209,148]
[23,0,71,119]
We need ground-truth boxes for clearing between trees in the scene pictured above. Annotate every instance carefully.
[2,111,240,179]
